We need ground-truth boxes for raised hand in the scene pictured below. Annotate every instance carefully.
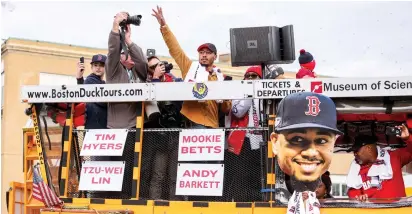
[152,5,166,27]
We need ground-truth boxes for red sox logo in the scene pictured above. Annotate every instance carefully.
[305,96,321,116]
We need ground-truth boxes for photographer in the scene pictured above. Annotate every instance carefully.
[105,11,148,199]
[140,55,184,200]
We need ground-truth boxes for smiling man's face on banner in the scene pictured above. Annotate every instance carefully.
[271,92,341,187]
[271,128,336,182]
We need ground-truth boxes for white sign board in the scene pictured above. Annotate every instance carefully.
[21,83,150,103]
[153,80,254,101]
[175,163,224,196]
[78,161,125,191]
[80,129,128,156]
[178,129,225,161]
[254,79,309,99]
[254,76,412,99]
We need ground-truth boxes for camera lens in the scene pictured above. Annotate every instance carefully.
[126,15,142,26]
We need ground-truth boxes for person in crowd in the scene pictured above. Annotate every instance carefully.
[346,131,412,202]
[105,11,148,199]
[270,92,342,213]
[265,64,285,79]
[224,66,264,201]
[152,6,231,129]
[315,171,333,199]
[296,49,317,79]
[76,54,107,129]
[141,56,184,200]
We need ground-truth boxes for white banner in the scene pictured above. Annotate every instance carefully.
[21,83,150,103]
[178,129,225,161]
[254,76,412,99]
[80,129,128,156]
[175,163,224,196]
[21,77,412,103]
[78,161,125,191]
[153,80,254,101]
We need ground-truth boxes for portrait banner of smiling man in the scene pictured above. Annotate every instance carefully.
[270,92,342,214]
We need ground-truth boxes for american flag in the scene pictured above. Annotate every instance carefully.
[32,165,63,208]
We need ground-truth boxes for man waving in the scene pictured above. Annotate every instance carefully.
[346,127,412,201]
[152,6,231,129]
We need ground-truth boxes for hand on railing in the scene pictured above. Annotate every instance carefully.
[355,194,368,202]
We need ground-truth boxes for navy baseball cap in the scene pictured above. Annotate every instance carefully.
[348,135,377,152]
[275,92,343,135]
[91,54,107,64]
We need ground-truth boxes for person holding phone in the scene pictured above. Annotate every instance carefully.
[76,54,107,129]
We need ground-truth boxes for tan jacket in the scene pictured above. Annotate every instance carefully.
[160,25,231,128]
[105,31,148,128]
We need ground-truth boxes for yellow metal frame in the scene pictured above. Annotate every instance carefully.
[37,199,412,214]
[59,104,75,198]
[8,103,412,214]
[31,105,49,185]
[132,102,145,199]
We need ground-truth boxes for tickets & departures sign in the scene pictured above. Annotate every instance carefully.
[178,129,225,161]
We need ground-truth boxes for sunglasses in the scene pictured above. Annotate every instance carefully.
[245,74,259,79]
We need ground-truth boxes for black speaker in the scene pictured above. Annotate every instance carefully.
[147,49,156,57]
[229,25,295,67]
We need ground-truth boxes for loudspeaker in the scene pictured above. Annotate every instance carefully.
[229,25,295,67]
[147,49,156,57]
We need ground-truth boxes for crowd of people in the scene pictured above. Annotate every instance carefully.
[68,6,412,203]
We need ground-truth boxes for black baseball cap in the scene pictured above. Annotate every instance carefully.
[348,135,377,152]
[275,92,343,135]
[91,54,107,64]
[197,43,217,54]
[265,64,285,79]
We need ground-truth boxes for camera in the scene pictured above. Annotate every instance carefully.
[385,126,401,136]
[161,61,173,73]
[120,14,142,28]
[158,101,183,128]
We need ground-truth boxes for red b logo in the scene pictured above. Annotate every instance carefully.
[305,96,321,116]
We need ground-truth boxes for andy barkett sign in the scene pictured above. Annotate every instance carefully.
[175,163,224,196]
[254,77,412,98]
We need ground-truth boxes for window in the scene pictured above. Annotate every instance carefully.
[332,183,340,196]
[341,183,348,196]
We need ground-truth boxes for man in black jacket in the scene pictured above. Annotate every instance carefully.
[76,54,107,129]
[76,54,109,198]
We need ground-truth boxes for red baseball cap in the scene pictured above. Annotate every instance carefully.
[244,66,263,79]
[197,43,217,54]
